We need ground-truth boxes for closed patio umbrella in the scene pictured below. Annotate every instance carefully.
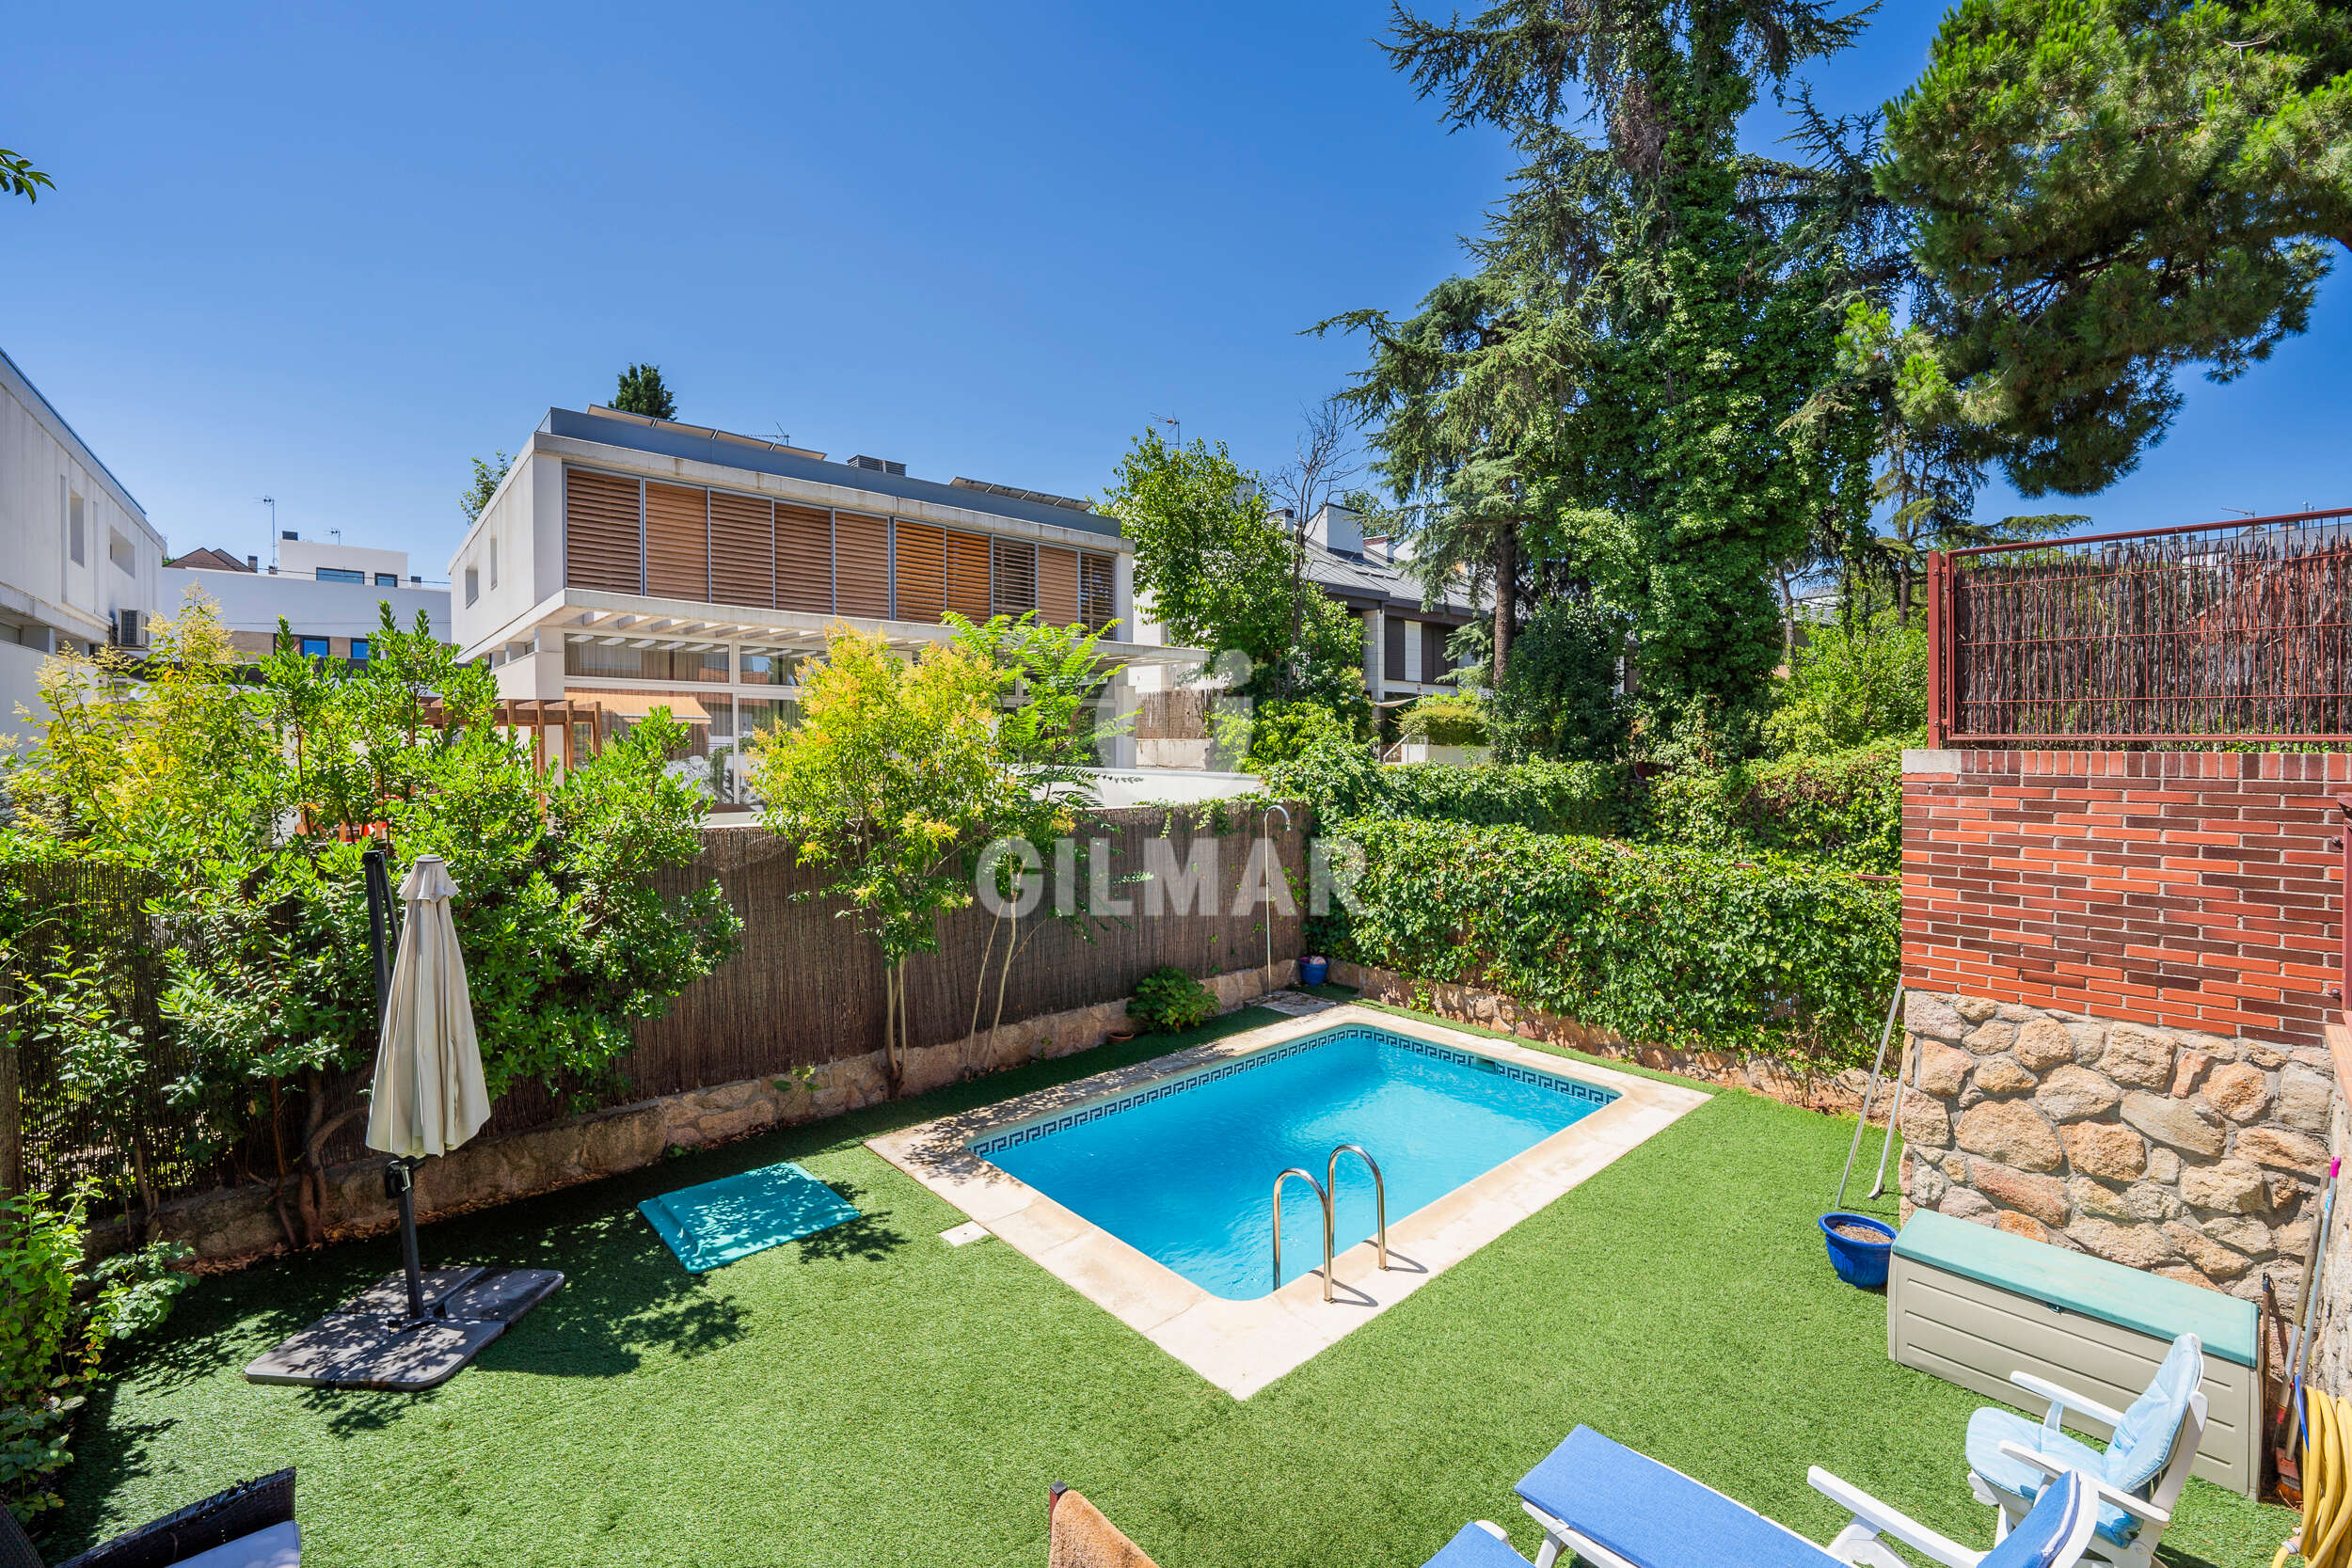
[243,847,563,1392]
[365,855,491,1162]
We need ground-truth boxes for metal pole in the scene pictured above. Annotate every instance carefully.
[1833,985,1904,1212]
[1868,1016,1918,1203]
[362,847,426,1323]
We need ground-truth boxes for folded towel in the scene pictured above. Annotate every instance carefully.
[1049,1487,1160,1568]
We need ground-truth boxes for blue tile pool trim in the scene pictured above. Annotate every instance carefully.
[967,1024,1618,1158]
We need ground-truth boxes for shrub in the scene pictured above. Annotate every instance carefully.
[1313,817,1899,1066]
[1765,611,1928,757]
[1397,694,1489,747]
[1487,594,1633,761]
[1221,700,1356,771]
[1260,737,1636,837]
[1639,739,1903,874]
[1128,966,1217,1034]
[0,1191,193,1521]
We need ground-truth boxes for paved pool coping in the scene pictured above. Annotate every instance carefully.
[865,1005,1708,1398]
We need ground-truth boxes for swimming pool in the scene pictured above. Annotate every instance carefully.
[975,1023,1618,1299]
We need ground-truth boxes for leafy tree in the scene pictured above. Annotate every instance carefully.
[612,362,676,420]
[3,594,739,1245]
[0,150,50,205]
[1879,1,2352,498]
[1337,0,1884,753]
[748,623,1039,1090]
[1103,428,1369,732]
[1486,594,1632,762]
[461,450,512,524]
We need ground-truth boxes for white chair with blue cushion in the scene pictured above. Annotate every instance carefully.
[1963,1332,2207,1568]
[1510,1424,2100,1568]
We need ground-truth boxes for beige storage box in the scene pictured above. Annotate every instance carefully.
[1888,1210,2261,1497]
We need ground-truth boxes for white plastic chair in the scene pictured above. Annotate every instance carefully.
[1963,1334,2208,1568]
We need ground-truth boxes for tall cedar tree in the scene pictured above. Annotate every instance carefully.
[612,362,677,420]
[1332,1,1881,748]
[1879,1,2352,497]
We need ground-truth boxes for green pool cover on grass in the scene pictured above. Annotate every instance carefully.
[638,1161,859,1272]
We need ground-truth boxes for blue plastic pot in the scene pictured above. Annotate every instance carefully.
[1300,957,1329,988]
[1819,1212,1896,1289]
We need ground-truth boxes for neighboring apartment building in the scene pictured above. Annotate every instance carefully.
[161,531,450,661]
[450,404,1200,790]
[0,347,167,731]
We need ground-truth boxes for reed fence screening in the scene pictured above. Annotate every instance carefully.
[1928,508,2352,746]
[2,807,1305,1215]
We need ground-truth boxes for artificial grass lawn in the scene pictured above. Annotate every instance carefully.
[55,1006,2291,1568]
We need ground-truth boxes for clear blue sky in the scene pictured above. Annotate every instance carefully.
[6,3,2346,581]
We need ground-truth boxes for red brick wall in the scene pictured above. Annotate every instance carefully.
[1902,750,2348,1048]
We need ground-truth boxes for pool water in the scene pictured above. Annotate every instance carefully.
[977,1025,1616,1299]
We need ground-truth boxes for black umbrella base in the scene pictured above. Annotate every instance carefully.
[244,1265,564,1392]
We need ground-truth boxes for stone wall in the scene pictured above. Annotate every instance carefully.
[103,960,1297,1267]
[1899,989,2329,1304]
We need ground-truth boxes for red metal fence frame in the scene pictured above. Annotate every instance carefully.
[1926,506,2352,748]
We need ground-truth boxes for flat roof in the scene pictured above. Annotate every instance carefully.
[544,406,1121,542]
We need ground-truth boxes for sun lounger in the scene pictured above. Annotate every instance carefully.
[1514,1425,2096,1568]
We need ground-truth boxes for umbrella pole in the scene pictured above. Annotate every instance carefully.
[363,848,428,1324]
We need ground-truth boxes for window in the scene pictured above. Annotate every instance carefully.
[374,572,398,587]
[465,566,480,606]
[317,567,364,584]
[67,491,85,566]
[489,537,499,590]
[109,530,136,577]
[348,639,372,665]
[739,652,803,687]
[563,642,727,683]
[298,636,331,659]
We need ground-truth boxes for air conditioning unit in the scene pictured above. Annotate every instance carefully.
[114,609,146,648]
[847,454,907,476]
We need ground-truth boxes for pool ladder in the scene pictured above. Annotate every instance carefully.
[1269,1144,1388,1302]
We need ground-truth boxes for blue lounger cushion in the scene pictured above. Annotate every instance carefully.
[1516,1426,1839,1568]
[1421,1523,1531,1568]
[639,1161,860,1272]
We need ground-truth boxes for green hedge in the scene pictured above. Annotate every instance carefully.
[1261,745,1635,836]
[1264,736,1903,873]
[1316,817,1899,1067]
[1636,739,1903,874]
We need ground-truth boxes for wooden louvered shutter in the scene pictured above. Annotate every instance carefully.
[645,483,708,600]
[834,512,891,618]
[945,531,993,620]
[564,469,643,593]
[991,538,1037,616]
[707,491,774,609]
[775,504,834,614]
[893,522,946,623]
[1037,546,1079,626]
[1079,553,1116,627]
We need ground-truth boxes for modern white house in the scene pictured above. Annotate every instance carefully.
[449,404,1205,799]
[0,347,167,734]
[161,532,450,663]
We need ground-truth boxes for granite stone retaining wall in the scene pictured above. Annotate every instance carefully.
[1898,989,2330,1304]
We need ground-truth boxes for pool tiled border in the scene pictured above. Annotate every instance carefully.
[866,1005,1708,1398]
